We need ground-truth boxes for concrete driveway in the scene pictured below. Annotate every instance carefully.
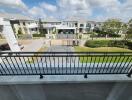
[47,45,74,52]
[21,39,44,52]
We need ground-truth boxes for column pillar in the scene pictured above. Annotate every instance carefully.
[1,18,20,52]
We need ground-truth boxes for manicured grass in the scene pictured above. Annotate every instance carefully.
[79,56,132,63]
[75,46,132,63]
[74,46,132,52]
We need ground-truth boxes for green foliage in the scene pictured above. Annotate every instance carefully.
[126,27,132,34]
[108,40,127,48]
[125,33,132,39]
[108,33,121,37]
[85,40,132,49]
[89,32,97,38]
[128,19,132,24]
[18,28,23,35]
[85,40,110,48]
[17,34,32,39]
[126,41,132,50]
[102,19,123,35]
[33,33,45,37]
[38,18,44,34]
[125,23,132,39]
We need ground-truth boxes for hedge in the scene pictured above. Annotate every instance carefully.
[85,40,109,48]
[32,34,45,37]
[17,34,32,39]
[84,40,132,49]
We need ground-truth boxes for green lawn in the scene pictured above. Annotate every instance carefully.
[74,46,132,63]
[74,46,132,52]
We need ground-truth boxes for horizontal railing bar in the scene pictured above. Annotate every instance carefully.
[1,52,132,54]
[0,73,128,76]
[0,54,132,57]
[1,55,132,57]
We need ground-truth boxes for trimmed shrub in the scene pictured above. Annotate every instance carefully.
[126,41,132,50]
[33,33,45,37]
[108,33,121,37]
[84,40,132,50]
[85,40,110,48]
[17,34,32,39]
[18,29,23,35]
[108,40,127,48]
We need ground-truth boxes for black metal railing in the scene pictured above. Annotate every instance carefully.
[0,52,132,78]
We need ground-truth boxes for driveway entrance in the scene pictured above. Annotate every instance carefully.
[51,39,76,46]
[47,45,74,52]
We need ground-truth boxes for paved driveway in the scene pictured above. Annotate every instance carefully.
[46,45,75,63]
[47,46,74,52]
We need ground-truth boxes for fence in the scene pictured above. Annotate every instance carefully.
[0,52,132,78]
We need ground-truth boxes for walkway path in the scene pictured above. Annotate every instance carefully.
[22,39,44,52]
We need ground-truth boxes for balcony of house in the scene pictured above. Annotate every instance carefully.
[0,52,132,100]
[56,25,77,39]
[0,52,132,78]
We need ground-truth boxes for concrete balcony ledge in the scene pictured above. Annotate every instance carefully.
[0,75,132,85]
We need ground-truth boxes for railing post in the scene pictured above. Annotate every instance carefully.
[127,69,132,78]
[84,74,88,78]
[40,75,44,79]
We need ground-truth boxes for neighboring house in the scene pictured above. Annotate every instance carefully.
[63,17,102,34]
[0,13,34,36]
[29,18,77,39]
[0,13,103,39]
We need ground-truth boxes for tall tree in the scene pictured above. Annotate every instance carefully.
[38,18,45,36]
[125,19,132,39]
[102,19,123,37]
[128,19,132,27]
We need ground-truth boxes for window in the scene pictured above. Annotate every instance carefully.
[86,23,91,28]
[80,24,84,27]
[75,23,78,27]
[23,22,26,26]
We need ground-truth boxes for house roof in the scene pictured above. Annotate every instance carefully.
[0,13,34,21]
[64,16,101,24]
[64,16,87,22]
[42,18,61,23]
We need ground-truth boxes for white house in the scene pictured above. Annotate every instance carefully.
[0,13,35,36]
[63,17,102,34]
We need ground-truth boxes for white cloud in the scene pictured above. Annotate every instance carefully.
[88,0,120,7]
[56,0,128,20]
[0,0,131,21]
[57,0,92,19]
[40,2,57,12]
[28,6,46,18]
[0,0,27,9]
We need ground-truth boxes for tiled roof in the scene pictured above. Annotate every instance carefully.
[64,16,87,22]
[64,16,102,24]
[42,18,61,22]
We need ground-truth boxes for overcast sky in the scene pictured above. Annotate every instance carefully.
[0,0,131,22]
